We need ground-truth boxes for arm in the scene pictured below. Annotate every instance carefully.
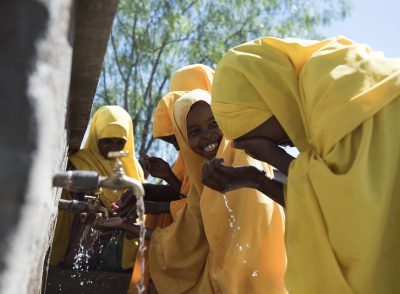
[143,183,181,202]
[232,138,294,175]
[111,185,179,218]
[94,217,154,241]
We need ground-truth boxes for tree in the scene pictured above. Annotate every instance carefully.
[94,0,351,163]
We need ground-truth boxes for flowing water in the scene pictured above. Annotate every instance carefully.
[71,224,101,285]
[135,192,147,294]
[222,194,258,278]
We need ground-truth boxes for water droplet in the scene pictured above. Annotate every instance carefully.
[238,245,243,251]
[245,243,251,248]
[242,259,247,264]
[252,270,259,277]
[80,281,84,286]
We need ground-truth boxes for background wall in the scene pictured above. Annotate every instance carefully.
[0,0,117,293]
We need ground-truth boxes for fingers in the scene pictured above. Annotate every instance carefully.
[202,173,226,192]
[202,161,230,192]
[203,158,232,183]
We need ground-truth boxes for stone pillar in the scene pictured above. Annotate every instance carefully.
[0,0,73,293]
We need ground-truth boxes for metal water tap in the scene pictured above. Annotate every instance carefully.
[99,151,145,198]
[57,190,109,218]
[53,151,144,216]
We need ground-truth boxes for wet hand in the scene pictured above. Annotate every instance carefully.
[143,155,173,180]
[111,190,136,217]
[93,217,140,239]
[202,158,262,193]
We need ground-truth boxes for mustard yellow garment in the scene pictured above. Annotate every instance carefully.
[150,90,286,293]
[169,64,214,92]
[152,90,190,197]
[152,90,191,216]
[51,105,145,270]
[211,36,400,293]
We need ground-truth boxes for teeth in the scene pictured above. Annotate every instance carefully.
[204,143,218,152]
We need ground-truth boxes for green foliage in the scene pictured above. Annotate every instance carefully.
[94,0,351,162]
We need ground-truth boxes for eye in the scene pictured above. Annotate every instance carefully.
[188,129,200,137]
[208,120,218,129]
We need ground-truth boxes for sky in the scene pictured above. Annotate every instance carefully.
[285,0,400,158]
[320,0,400,58]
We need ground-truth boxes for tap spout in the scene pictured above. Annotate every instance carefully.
[58,199,109,218]
[100,174,144,198]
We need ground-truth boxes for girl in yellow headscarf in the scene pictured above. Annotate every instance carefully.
[209,36,400,293]
[149,63,215,214]
[128,64,215,293]
[50,105,145,270]
[148,89,286,293]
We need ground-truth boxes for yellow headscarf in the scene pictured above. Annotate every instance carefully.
[212,36,400,293]
[150,90,286,293]
[70,105,145,208]
[152,90,190,197]
[169,64,214,92]
[51,105,145,270]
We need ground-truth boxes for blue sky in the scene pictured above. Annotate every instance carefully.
[320,0,400,58]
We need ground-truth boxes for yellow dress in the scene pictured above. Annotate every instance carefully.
[50,105,145,270]
[149,89,286,293]
[211,36,400,293]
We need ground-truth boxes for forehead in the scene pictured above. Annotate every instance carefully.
[187,102,213,128]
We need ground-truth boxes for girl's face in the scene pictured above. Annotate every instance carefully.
[98,137,127,159]
[186,101,223,160]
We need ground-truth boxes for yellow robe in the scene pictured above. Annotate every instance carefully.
[149,89,286,293]
[211,36,400,293]
[51,105,145,270]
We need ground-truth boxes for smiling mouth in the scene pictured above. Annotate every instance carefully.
[203,142,219,153]
[278,140,294,147]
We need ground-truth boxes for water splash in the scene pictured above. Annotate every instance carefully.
[71,224,100,285]
[222,194,238,237]
[135,191,147,294]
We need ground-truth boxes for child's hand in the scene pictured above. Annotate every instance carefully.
[143,155,173,180]
[111,190,136,217]
[93,217,140,238]
[201,158,263,193]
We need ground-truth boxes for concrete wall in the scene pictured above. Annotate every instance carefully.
[0,0,73,292]
[0,0,119,292]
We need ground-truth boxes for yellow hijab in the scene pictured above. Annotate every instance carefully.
[169,64,214,92]
[70,105,145,209]
[150,90,286,293]
[52,106,145,270]
[152,90,190,197]
[212,36,400,293]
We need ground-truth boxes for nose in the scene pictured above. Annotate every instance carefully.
[200,130,214,142]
